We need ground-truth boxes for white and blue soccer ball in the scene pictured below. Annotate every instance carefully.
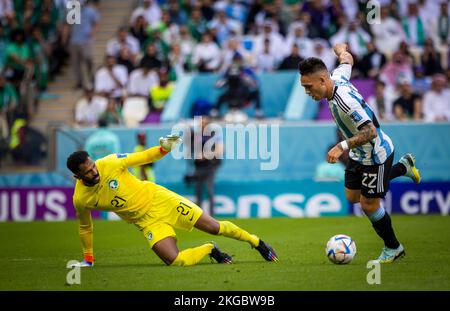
[326,234,357,264]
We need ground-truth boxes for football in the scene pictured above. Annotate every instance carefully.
[326,234,357,264]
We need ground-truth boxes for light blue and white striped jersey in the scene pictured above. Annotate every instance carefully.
[328,64,394,166]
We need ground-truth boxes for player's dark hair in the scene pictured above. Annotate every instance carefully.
[67,151,89,174]
[298,57,328,75]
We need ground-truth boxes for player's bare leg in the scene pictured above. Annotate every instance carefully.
[152,236,230,266]
[152,237,179,265]
[345,188,363,215]
[194,212,220,234]
[360,196,381,215]
[194,212,278,262]
[345,188,360,204]
[359,195,405,263]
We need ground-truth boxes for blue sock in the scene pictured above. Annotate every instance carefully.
[368,206,386,223]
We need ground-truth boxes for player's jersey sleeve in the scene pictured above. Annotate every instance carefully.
[123,146,167,168]
[334,89,372,130]
[98,146,167,170]
[347,104,372,130]
[331,63,352,82]
[73,198,93,256]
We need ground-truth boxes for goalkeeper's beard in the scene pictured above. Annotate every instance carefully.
[82,174,100,186]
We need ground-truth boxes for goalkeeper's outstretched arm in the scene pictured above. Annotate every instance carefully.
[74,200,94,267]
[122,134,183,168]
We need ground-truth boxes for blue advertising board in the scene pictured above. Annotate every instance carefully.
[387,182,450,215]
[162,180,349,218]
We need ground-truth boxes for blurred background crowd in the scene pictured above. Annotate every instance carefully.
[0,0,450,168]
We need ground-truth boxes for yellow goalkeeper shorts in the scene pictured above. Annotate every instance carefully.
[134,185,203,248]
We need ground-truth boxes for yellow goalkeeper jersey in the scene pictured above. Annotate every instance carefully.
[72,146,167,255]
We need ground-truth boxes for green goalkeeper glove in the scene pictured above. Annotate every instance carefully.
[159,134,182,152]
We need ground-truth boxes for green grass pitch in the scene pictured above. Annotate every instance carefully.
[1,215,449,290]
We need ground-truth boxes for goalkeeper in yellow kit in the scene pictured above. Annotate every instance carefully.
[67,134,278,267]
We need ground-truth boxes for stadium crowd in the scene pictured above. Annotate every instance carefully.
[0,0,89,166]
[1,0,450,166]
[74,0,450,128]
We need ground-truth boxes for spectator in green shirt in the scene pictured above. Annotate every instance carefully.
[0,75,19,127]
[29,26,49,91]
[0,26,11,72]
[187,8,207,42]
[99,100,124,126]
[5,28,33,85]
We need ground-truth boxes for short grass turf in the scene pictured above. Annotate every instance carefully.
[1,215,449,291]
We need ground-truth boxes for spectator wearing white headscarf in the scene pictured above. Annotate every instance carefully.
[284,23,313,59]
[330,18,371,59]
[312,39,336,71]
[422,74,450,122]
[192,32,222,72]
[371,5,406,56]
[130,0,161,27]
[252,20,285,64]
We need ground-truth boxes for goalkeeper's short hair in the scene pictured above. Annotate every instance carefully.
[67,150,90,174]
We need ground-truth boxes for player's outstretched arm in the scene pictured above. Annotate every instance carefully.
[333,43,354,66]
[72,202,94,268]
[123,134,183,168]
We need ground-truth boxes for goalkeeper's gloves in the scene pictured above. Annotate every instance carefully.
[70,254,94,268]
[159,134,182,152]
